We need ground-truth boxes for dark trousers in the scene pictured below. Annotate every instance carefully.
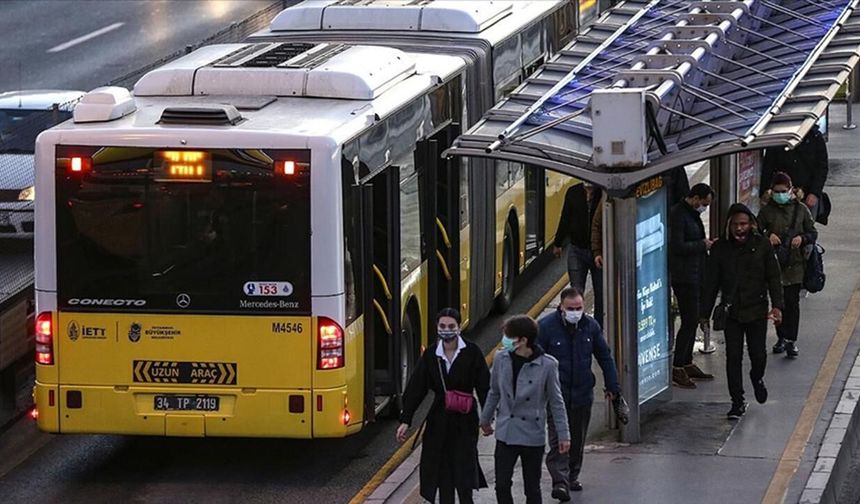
[494,441,544,504]
[672,282,700,367]
[777,284,802,343]
[567,245,604,327]
[725,318,768,405]
[435,427,474,504]
[546,402,591,488]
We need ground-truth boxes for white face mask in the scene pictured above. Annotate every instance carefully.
[563,309,584,324]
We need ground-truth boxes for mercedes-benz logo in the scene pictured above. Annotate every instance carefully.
[176,293,191,308]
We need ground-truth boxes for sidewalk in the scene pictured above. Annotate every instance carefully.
[375,104,860,504]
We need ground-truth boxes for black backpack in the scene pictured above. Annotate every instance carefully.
[804,243,826,293]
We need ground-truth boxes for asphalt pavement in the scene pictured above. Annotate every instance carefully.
[0,0,275,93]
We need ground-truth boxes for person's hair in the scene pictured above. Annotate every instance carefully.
[436,307,461,325]
[560,286,583,302]
[502,315,538,348]
[772,171,793,189]
[687,183,714,199]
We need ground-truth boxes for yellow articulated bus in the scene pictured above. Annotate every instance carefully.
[33,0,580,438]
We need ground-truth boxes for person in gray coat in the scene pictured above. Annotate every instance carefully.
[480,315,570,504]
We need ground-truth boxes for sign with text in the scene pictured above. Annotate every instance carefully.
[635,184,670,404]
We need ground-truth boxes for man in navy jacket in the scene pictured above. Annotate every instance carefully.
[537,287,621,502]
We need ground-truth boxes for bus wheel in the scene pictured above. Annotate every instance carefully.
[495,221,515,313]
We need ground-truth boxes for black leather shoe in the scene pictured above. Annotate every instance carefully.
[786,341,799,358]
[753,379,768,404]
[773,338,785,354]
[551,484,571,501]
[571,481,583,492]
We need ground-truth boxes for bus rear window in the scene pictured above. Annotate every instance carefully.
[54,146,311,314]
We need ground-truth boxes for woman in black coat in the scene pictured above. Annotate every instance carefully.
[396,308,490,503]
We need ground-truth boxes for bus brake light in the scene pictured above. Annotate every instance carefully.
[318,317,344,370]
[275,160,296,176]
[35,312,54,365]
[69,156,92,173]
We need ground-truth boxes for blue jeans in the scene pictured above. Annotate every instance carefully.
[567,245,604,327]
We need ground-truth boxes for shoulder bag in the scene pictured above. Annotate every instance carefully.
[775,203,801,268]
[437,358,474,414]
[712,281,738,332]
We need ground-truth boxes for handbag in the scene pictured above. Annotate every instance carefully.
[437,358,474,414]
[775,203,801,268]
[712,281,738,332]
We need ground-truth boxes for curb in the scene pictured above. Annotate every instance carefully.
[800,352,860,504]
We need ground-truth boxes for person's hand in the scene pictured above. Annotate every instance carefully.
[553,246,563,258]
[768,308,783,326]
[594,255,603,268]
[699,318,710,332]
[805,193,819,209]
[605,391,615,401]
[480,424,494,436]
[791,236,803,249]
[559,440,571,454]
[769,233,781,246]
[396,423,409,443]
[704,238,714,250]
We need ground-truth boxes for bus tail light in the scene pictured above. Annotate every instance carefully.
[342,409,351,425]
[318,317,344,370]
[35,312,54,365]
[68,156,92,174]
[275,160,296,176]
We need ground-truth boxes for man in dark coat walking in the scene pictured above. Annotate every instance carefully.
[537,287,621,501]
[669,183,715,389]
[761,125,829,220]
[701,204,784,420]
[552,183,604,327]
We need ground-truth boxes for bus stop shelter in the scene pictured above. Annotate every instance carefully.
[444,0,860,442]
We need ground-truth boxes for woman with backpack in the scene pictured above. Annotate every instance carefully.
[758,171,818,359]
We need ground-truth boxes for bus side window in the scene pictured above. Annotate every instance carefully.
[397,154,422,276]
[493,34,522,101]
[342,148,363,326]
[551,2,576,50]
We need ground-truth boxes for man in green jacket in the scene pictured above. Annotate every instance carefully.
[701,203,784,420]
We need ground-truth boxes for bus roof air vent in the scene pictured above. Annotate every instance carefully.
[158,106,243,126]
[212,42,350,69]
[269,0,513,33]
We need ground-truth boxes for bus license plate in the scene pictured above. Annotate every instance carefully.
[154,395,219,411]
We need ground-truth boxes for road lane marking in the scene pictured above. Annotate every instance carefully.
[762,278,860,503]
[348,273,570,504]
[47,22,124,53]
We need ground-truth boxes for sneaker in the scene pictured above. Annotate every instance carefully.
[753,379,768,404]
[727,402,747,420]
[551,484,571,502]
[786,341,799,359]
[772,338,785,354]
[672,367,696,389]
[571,481,583,492]
[684,363,714,380]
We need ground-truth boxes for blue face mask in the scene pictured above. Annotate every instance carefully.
[773,191,791,205]
[501,334,519,352]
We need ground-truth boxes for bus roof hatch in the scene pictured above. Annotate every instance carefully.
[134,43,416,100]
[269,0,513,33]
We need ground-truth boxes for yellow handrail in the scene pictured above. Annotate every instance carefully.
[372,299,393,335]
[372,264,392,300]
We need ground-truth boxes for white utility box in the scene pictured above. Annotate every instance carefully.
[591,88,648,168]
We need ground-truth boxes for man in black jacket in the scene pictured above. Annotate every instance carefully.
[669,183,715,389]
[701,204,784,419]
[553,183,604,327]
[761,125,828,220]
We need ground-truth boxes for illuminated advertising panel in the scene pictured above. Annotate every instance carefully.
[635,181,670,404]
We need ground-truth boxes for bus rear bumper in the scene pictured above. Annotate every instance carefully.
[34,382,359,438]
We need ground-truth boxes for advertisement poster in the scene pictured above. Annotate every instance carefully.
[737,150,761,216]
[635,182,670,405]
[579,0,598,26]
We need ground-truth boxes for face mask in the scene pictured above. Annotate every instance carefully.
[501,334,519,352]
[773,191,791,205]
[697,205,708,214]
[438,329,460,341]
[563,309,584,324]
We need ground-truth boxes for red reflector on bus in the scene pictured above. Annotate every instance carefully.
[49,389,55,407]
[317,395,323,412]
